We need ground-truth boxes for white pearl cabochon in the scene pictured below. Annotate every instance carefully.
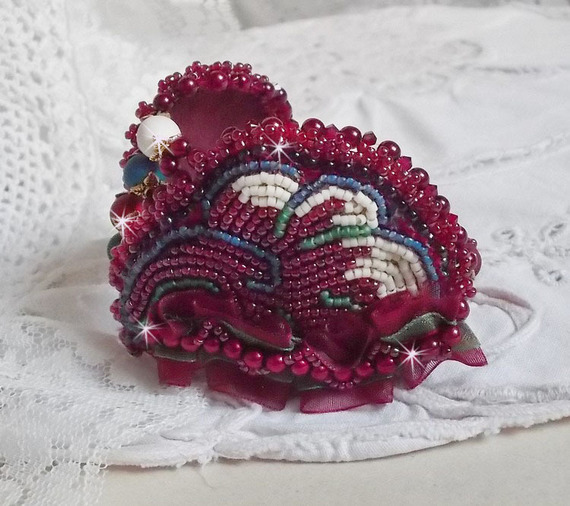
[135,114,181,159]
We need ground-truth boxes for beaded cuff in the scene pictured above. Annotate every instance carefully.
[108,61,486,413]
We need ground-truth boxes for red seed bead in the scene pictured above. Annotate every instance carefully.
[340,126,362,147]
[457,299,470,320]
[291,359,310,376]
[169,138,189,157]
[420,338,440,357]
[362,131,377,146]
[266,354,286,373]
[160,155,179,176]
[180,336,200,352]
[243,350,263,369]
[378,140,401,158]
[162,333,180,348]
[177,77,197,95]
[376,355,396,375]
[209,71,229,91]
[333,368,353,382]
[223,339,242,359]
[203,338,220,354]
[441,326,462,346]
[301,118,325,133]
[153,93,174,111]
[310,365,329,381]
[355,361,374,378]
[135,101,154,119]
[232,73,251,91]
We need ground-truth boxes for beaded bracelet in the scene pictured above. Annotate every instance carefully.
[108,61,486,413]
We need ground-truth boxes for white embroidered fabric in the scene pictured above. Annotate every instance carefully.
[1,1,570,504]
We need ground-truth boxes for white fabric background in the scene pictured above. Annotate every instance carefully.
[1,1,570,504]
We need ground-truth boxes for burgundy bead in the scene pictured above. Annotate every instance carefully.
[177,77,197,95]
[333,368,353,382]
[266,354,286,373]
[441,326,462,346]
[203,338,221,354]
[153,93,174,111]
[340,126,361,147]
[376,355,396,375]
[361,131,377,146]
[209,71,229,90]
[110,192,143,227]
[301,118,325,133]
[169,138,189,157]
[243,350,263,369]
[135,101,154,119]
[355,361,374,378]
[180,336,200,352]
[291,359,310,376]
[456,299,470,320]
[223,339,243,360]
[379,140,401,158]
[231,73,251,91]
[310,365,329,381]
[420,338,440,358]
[160,155,179,176]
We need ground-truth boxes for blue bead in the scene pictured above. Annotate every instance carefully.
[123,154,158,189]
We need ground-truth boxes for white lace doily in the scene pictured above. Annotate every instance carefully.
[2,1,570,505]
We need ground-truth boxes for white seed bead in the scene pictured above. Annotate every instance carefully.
[295,201,312,217]
[238,188,250,203]
[314,193,325,205]
[341,238,359,248]
[275,187,291,201]
[384,276,396,292]
[306,195,317,207]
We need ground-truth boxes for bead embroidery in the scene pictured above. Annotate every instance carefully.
[109,61,486,412]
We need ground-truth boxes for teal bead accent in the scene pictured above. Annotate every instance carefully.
[300,225,371,249]
[319,290,361,311]
[123,154,159,189]
[154,168,167,182]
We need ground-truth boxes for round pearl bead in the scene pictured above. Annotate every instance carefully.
[136,115,181,160]
[442,326,462,346]
[291,360,310,376]
[266,354,286,373]
[355,361,374,378]
[243,350,263,369]
[223,339,242,360]
[376,355,396,375]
